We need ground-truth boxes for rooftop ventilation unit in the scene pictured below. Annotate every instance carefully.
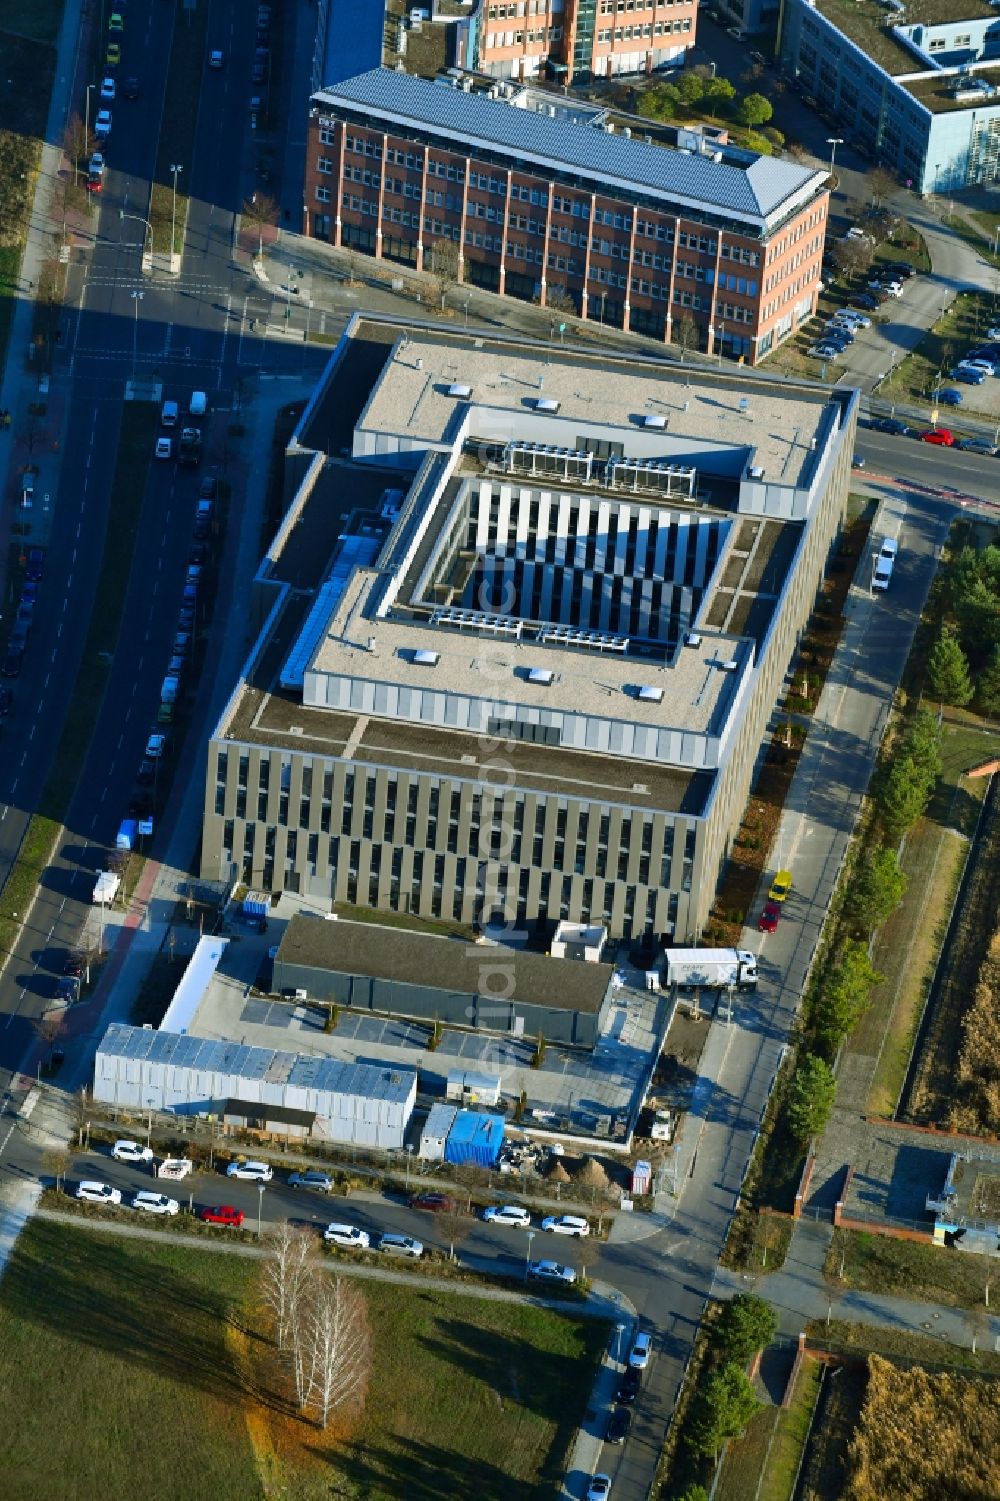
[503,441,594,482]
[720,658,738,673]
[527,667,555,685]
[749,466,764,480]
[607,458,697,498]
[685,632,703,648]
[534,397,561,412]
[637,685,664,703]
[413,649,440,666]
[537,625,629,654]
[643,414,667,429]
[448,383,473,397]
[739,397,750,414]
[430,606,523,639]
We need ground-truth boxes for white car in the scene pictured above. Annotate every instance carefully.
[962,359,996,376]
[77,1180,122,1205]
[833,309,870,328]
[112,1139,154,1164]
[587,1477,611,1501]
[155,437,172,459]
[629,1330,653,1369]
[226,1159,273,1181]
[987,326,1000,340]
[807,346,841,360]
[94,109,112,139]
[846,226,873,242]
[145,732,166,758]
[541,1214,590,1237]
[323,1223,370,1249]
[100,76,116,101]
[132,1191,179,1215]
[482,1204,531,1229]
[528,1259,577,1284]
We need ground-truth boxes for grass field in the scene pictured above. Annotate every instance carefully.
[827,1228,998,1311]
[0,0,64,45]
[0,1219,603,1501]
[812,1318,1000,1375]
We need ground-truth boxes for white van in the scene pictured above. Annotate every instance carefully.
[189,390,207,416]
[872,537,897,592]
[161,399,179,427]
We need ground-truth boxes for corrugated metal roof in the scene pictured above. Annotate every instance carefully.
[97,1023,416,1104]
[313,69,822,221]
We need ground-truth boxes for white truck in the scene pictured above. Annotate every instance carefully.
[92,870,120,905]
[665,948,758,990]
[156,1158,193,1181]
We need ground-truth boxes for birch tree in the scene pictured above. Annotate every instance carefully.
[259,1223,315,1351]
[306,1275,371,1428]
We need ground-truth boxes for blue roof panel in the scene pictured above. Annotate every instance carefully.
[314,69,823,222]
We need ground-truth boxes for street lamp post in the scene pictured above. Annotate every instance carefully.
[131,289,144,377]
[826,136,843,183]
[119,209,154,266]
[525,1229,536,1281]
[992,224,1000,259]
[169,163,183,265]
[405,1143,413,1186]
[81,83,96,187]
[257,1183,265,1237]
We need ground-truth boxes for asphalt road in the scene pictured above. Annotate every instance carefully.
[0,0,325,1069]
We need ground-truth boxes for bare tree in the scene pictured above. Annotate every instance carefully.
[673,311,700,359]
[306,1275,371,1428]
[427,237,461,310]
[867,165,897,207]
[543,284,576,316]
[831,237,873,278]
[438,1199,473,1262]
[259,1223,315,1352]
[63,113,91,183]
[242,192,279,259]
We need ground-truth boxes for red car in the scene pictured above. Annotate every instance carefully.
[757,902,781,934]
[919,428,954,446]
[199,1204,245,1228]
[407,1193,456,1214]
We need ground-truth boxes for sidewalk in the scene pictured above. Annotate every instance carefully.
[714,1219,1000,1353]
[559,1322,634,1500]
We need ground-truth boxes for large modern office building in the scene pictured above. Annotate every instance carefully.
[200,317,857,943]
[454,0,699,84]
[780,0,1000,194]
[304,67,829,364]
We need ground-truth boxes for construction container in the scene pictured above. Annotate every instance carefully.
[419,1102,458,1161]
[443,1109,505,1169]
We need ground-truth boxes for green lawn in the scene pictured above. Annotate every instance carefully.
[827,1228,998,1311]
[0,1220,604,1501]
[0,0,65,45]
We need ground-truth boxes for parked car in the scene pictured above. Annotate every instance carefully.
[132,1191,180,1216]
[25,548,44,581]
[324,1223,371,1248]
[145,732,166,759]
[541,1214,590,1237]
[629,1331,653,1369]
[288,1170,335,1192]
[112,1139,153,1164]
[106,40,120,65]
[807,345,842,360]
[938,388,963,406]
[606,1406,632,1444]
[108,10,124,30]
[758,902,781,933]
[76,1181,122,1205]
[958,437,998,455]
[951,367,986,385]
[960,358,996,376]
[99,76,116,100]
[870,417,910,435]
[528,1259,577,1284]
[136,757,156,786]
[882,262,916,279]
[200,1204,245,1227]
[768,870,792,901]
[379,1233,423,1258]
[919,428,954,446]
[833,309,871,328]
[209,48,225,68]
[616,1366,642,1405]
[94,109,112,139]
[227,1160,272,1181]
[850,294,880,311]
[155,436,172,459]
[408,1193,456,1213]
[55,976,79,1003]
[586,1476,611,1501]
[482,1204,531,1228]
[122,75,140,99]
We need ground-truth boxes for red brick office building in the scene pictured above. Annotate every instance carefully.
[457,0,700,85]
[304,69,829,364]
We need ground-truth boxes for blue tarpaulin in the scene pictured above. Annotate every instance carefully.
[444,1109,505,1168]
[242,892,269,917]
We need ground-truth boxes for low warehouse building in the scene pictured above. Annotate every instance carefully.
[93,1022,417,1148]
[273,915,615,1048]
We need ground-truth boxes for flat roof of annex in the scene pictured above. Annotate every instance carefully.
[358,335,834,488]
